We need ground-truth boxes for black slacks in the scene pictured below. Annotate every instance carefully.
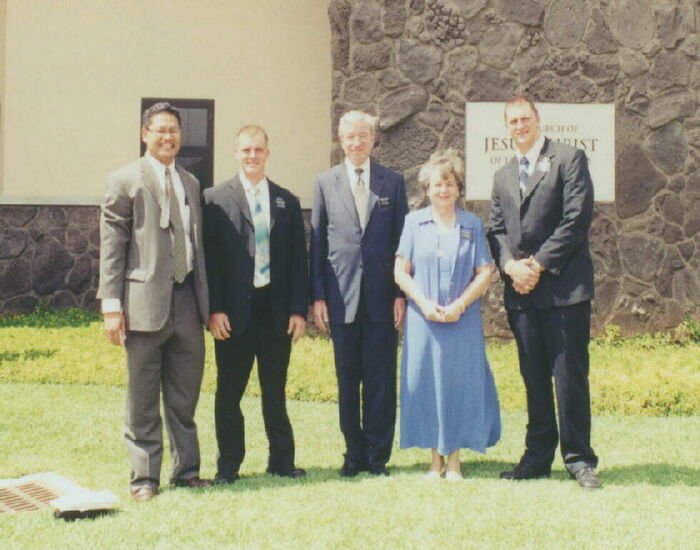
[507,300,598,474]
[330,297,398,468]
[214,285,295,477]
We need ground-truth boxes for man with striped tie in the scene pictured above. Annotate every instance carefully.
[203,125,308,483]
[487,96,600,489]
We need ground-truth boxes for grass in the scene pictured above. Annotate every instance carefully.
[1,310,699,548]
[1,382,698,550]
[0,322,698,415]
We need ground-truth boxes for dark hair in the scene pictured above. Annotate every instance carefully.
[504,95,539,120]
[141,102,181,128]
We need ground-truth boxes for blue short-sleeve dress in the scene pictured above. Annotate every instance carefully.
[396,206,501,455]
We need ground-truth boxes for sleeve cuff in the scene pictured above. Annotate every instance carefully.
[101,299,121,314]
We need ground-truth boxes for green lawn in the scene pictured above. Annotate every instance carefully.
[1,314,699,548]
[1,381,698,550]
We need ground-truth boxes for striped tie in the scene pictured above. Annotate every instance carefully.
[519,157,529,200]
[252,187,270,281]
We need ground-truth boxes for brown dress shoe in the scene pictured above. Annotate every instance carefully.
[130,486,156,502]
[172,476,211,488]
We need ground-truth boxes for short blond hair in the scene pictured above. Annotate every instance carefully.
[237,124,269,146]
[418,149,465,196]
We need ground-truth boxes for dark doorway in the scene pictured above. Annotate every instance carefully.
[141,98,215,189]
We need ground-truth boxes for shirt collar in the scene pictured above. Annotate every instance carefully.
[145,153,175,178]
[416,205,472,227]
[517,134,545,169]
[239,171,269,195]
[345,157,371,184]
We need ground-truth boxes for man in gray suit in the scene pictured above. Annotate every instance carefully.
[488,96,600,489]
[98,102,211,501]
[310,111,408,477]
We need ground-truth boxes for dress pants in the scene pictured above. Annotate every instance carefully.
[330,296,398,468]
[124,274,205,489]
[214,285,295,477]
[507,300,598,474]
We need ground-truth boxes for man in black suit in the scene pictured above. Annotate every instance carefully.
[203,125,308,482]
[488,96,600,489]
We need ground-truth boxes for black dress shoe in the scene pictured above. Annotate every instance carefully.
[340,463,360,477]
[172,476,212,488]
[369,463,390,477]
[213,473,240,485]
[500,462,551,480]
[572,467,602,489]
[268,468,306,479]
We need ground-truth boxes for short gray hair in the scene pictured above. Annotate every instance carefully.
[338,110,378,136]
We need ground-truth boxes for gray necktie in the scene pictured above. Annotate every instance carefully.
[353,168,368,228]
[164,167,188,284]
[519,157,529,199]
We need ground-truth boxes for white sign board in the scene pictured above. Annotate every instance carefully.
[465,102,615,201]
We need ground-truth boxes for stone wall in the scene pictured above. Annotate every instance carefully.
[329,0,699,336]
[0,206,100,314]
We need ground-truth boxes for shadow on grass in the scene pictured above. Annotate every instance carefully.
[0,349,57,362]
[601,464,700,487]
[167,461,700,495]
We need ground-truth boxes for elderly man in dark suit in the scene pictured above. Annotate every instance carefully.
[98,102,211,501]
[203,125,308,483]
[488,96,600,489]
[311,111,408,477]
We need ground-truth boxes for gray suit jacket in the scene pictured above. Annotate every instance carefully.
[310,161,408,324]
[488,137,594,310]
[97,156,209,331]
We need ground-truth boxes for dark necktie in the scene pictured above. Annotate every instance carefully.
[519,157,529,199]
[164,167,188,283]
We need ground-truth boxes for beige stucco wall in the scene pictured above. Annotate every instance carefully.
[0,0,6,195]
[1,0,330,205]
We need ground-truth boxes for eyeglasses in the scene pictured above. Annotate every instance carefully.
[147,127,181,135]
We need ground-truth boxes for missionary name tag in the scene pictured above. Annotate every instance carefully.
[460,228,473,241]
[378,197,391,207]
[275,197,286,209]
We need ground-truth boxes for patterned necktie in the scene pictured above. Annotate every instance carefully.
[251,187,270,282]
[353,168,368,228]
[519,156,529,199]
[165,167,188,284]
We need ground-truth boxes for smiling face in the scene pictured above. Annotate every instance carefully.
[427,170,460,209]
[339,118,376,167]
[235,130,270,184]
[505,100,541,155]
[141,112,181,165]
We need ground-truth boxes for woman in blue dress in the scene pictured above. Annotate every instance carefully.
[394,150,501,481]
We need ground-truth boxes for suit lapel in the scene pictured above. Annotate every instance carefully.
[140,157,163,207]
[176,165,198,234]
[335,164,361,228]
[268,181,280,233]
[227,177,255,259]
[230,176,253,228]
[365,162,384,229]
[523,138,554,201]
[504,157,521,207]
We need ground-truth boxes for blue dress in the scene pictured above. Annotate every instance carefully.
[397,207,501,455]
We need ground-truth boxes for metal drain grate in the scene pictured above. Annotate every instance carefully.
[0,482,60,513]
